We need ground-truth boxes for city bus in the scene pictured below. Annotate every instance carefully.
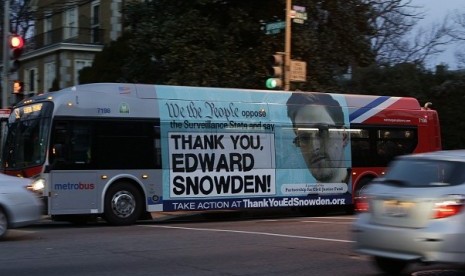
[0,83,441,225]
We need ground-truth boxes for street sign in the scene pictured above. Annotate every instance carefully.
[292,5,307,24]
[290,60,307,82]
[262,21,285,35]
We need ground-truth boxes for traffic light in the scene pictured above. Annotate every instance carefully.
[13,80,24,94]
[266,53,284,89]
[9,34,24,72]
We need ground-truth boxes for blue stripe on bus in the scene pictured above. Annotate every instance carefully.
[349,96,391,122]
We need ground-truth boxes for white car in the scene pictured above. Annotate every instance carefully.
[353,150,465,274]
[0,174,43,239]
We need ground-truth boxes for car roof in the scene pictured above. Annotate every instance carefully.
[398,150,465,162]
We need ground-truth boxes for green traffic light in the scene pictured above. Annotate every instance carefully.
[266,78,282,89]
[266,78,276,89]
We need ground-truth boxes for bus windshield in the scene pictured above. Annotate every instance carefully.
[2,102,53,170]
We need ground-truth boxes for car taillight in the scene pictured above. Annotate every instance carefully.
[354,196,370,213]
[433,195,465,219]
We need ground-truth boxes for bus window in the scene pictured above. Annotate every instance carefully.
[396,130,417,155]
[351,128,370,166]
[50,121,92,168]
[93,120,157,169]
[70,124,92,164]
[153,126,162,169]
[49,122,68,166]
[351,125,418,168]
[376,129,417,161]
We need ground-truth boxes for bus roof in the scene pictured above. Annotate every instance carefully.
[20,83,423,111]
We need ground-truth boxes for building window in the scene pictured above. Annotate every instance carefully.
[74,60,92,85]
[44,62,56,92]
[44,11,52,45]
[91,1,101,43]
[64,6,78,40]
[26,68,38,95]
[92,1,100,25]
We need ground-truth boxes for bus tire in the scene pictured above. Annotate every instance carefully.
[104,182,143,226]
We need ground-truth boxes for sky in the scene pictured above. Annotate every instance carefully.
[410,0,465,69]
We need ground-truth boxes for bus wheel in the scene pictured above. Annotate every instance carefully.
[104,182,143,226]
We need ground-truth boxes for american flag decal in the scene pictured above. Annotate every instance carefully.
[118,86,131,94]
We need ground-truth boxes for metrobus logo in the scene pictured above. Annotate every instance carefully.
[54,182,95,190]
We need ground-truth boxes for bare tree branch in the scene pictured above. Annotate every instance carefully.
[366,0,455,66]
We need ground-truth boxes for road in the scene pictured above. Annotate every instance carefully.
[0,210,463,276]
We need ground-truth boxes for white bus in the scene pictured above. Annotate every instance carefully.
[1,83,440,225]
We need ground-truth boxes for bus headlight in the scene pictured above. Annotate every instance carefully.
[28,178,45,193]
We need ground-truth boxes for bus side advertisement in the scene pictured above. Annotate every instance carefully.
[156,86,353,211]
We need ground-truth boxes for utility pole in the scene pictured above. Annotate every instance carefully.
[284,0,292,91]
[2,0,10,108]
[265,0,302,91]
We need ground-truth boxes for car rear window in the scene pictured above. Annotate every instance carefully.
[382,159,465,187]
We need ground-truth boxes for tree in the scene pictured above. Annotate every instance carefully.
[367,0,455,66]
[79,35,133,84]
[290,0,375,90]
[0,0,34,37]
[428,73,465,149]
[87,0,461,90]
[349,62,432,98]
[79,0,375,90]
[450,10,465,68]
[78,0,462,91]
[122,0,281,88]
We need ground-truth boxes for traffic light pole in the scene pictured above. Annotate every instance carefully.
[2,0,10,108]
[284,0,292,91]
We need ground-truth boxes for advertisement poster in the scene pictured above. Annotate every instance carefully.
[156,86,352,211]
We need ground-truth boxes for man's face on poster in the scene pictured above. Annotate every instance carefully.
[294,105,347,182]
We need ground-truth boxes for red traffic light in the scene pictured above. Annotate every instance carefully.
[9,35,24,72]
[9,35,24,49]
